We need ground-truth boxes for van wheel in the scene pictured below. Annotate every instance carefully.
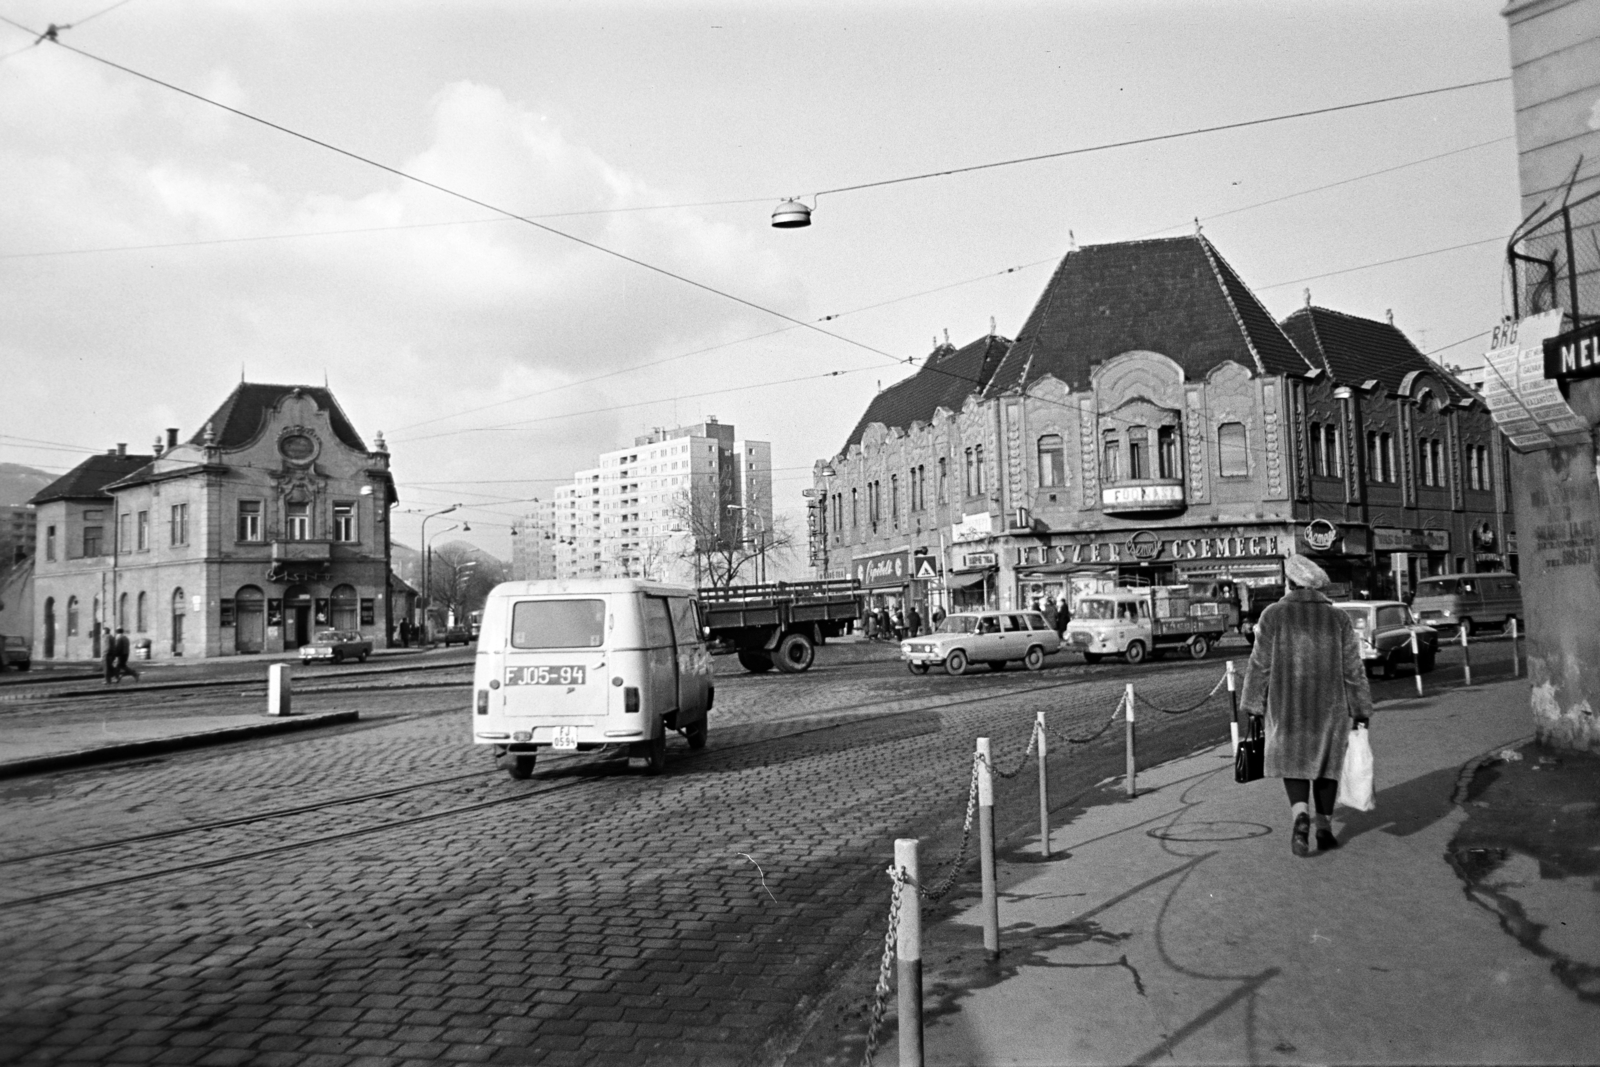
[508,755,536,780]
[774,632,815,673]
[1188,635,1210,660]
[1124,641,1147,665]
[685,718,707,751]
[1023,646,1045,671]
[737,650,774,673]
[642,731,667,774]
[946,649,968,676]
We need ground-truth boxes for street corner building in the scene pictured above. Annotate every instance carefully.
[811,234,1515,618]
[27,383,398,662]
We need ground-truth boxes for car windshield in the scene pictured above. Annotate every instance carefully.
[1415,578,1457,596]
[314,630,343,642]
[1076,599,1116,620]
[1336,606,1371,634]
[511,599,606,648]
[936,615,978,634]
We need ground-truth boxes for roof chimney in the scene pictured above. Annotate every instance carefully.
[116,443,126,457]
[166,428,179,450]
[1386,309,1394,326]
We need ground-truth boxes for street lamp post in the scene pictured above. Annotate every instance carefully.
[419,504,460,644]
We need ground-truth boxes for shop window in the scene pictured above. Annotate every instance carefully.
[331,584,359,630]
[1217,423,1248,477]
[1037,434,1065,488]
[1157,426,1178,479]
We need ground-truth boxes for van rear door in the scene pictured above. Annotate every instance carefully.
[670,597,709,721]
[502,597,611,721]
[640,595,678,715]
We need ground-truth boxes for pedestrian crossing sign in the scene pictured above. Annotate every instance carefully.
[913,557,940,580]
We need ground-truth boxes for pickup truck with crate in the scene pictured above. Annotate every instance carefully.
[698,579,863,673]
[1063,585,1228,664]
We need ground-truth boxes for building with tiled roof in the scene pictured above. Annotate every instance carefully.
[811,236,1513,624]
[26,384,398,663]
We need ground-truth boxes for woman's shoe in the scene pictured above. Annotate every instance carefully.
[1291,814,1311,857]
[1316,828,1340,851]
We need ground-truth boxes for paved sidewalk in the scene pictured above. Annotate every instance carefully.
[882,677,1599,1065]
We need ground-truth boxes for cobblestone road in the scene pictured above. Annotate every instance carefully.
[0,638,1505,1065]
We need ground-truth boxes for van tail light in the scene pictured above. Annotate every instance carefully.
[623,686,640,715]
[476,690,489,715]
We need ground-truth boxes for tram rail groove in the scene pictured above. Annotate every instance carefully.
[0,670,1157,911]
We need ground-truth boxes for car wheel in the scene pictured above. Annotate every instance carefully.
[1188,635,1210,660]
[1419,649,1436,674]
[508,755,536,780]
[737,650,774,673]
[1124,641,1147,665]
[945,649,968,676]
[1082,652,1102,664]
[774,632,815,673]
[684,718,708,751]
[358,651,368,663]
[1459,617,1475,637]
[907,661,929,675]
[331,650,344,664]
[1023,646,1045,671]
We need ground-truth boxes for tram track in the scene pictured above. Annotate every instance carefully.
[0,667,1162,912]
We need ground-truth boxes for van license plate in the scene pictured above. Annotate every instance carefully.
[551,726,578,750]
[506,665,587,686]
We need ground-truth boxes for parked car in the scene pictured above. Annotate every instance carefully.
[442,627,474,647]
[299,629,373,665]
[902,610,1061,676]
[1331,601,1438,677]
[1411,573,1522,635]
[0,634,30,671]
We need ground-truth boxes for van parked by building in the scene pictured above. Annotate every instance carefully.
[1411,573,1523,635]
[471,579,713,779]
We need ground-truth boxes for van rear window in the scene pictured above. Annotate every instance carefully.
[511,600,606,648]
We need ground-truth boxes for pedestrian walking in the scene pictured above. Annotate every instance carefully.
[877,606,892,642]
[399,618,412,648]
[1055,593,1070,637]
[892,606,906,641]
[1041,598,1059,632]
[1239,554,1372,856]
[103,636,119,683]
[931,605,945,629]
[907,604,923,638]
[112,627,138,682]
[863,608,877,641]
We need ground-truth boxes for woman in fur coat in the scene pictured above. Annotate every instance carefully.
[1239,553,1374,856]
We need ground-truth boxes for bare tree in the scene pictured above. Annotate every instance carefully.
[428,542,507,624]
[663,481,796,589]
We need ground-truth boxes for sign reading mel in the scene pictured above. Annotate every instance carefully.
[1544,321,1600,382]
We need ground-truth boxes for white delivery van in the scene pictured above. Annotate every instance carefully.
[472,579,713,779]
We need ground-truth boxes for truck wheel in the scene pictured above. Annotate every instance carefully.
[945,649,968,676]
[1082,652,1102,664]
[737,650,774,673]
[1124,641,1147,665]
[774,632,815,673]
[685,718,708,751]
[1023,646,1045,671]
[1188,635,1210,660]
[508,755,536,780]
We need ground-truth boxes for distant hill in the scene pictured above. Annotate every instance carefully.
[0,463,54,507]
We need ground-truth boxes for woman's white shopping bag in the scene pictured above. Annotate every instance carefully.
[1336,724,1375,811]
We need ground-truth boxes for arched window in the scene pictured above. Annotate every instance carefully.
[1217,423,1248,477]
[331,583,359,630]
[43,597,56,659]
[66,596,79,637]
[1037,434,1065,488]
[136,591,148,633]
[118,592,128,630]
[171,588,187,655]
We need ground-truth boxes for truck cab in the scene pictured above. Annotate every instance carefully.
[1065,585,1222,664]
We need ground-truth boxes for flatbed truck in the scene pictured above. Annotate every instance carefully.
[698,579,863,673]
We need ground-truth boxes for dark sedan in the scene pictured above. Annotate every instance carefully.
[1333,601,1438,677]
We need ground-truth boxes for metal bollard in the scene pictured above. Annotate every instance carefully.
[1510,617,1520,677]
[1460,624,1472,687]
[1036,713,1050,859]
[1411,630,1424,697]
[1226,660,1240,756]
[895,838,923,1067]
[267,663,292,716]
[1124,683,1137,798]
[976,738,999,958]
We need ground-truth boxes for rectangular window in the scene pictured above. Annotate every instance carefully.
[938,457,948,503]
[1217,423,1248,477]
[1157,426,1178,479]
[238,500,262,542]
[975,445,986,494]
[286,502,310,541]
[850,488,858,527]
[1102,432,1121,482]
[45,525,56,561]
[1323,425,1342,478]
[1038,435,1065,488]
[1431,440,1444,488]
[1367,431,1380,481]
[120,513,131,554]
[171,504,189,546]
[140,510,152,550]
[890,474,899,526]
[964,448,975,497]
[1127,427,1148,480]
[1310,423,1326,477]
[333,502,357,542]
[83,509,104,557]
[1382,433,1395,482]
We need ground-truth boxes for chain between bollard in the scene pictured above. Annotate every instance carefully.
[920,755,982,903]
[1132,670,1229,715]
[862,865,908,1067]
[982,719,1042,780]
[1049,693,1127,747]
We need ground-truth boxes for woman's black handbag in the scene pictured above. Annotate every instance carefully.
[1234,715,1265,783]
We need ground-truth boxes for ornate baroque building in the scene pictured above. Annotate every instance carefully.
[29,383,397,660]
[812,235,1513,616]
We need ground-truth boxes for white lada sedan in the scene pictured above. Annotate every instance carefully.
[901,610,1062,676]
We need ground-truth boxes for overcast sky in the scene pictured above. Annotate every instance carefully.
[0,0,1521,559]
